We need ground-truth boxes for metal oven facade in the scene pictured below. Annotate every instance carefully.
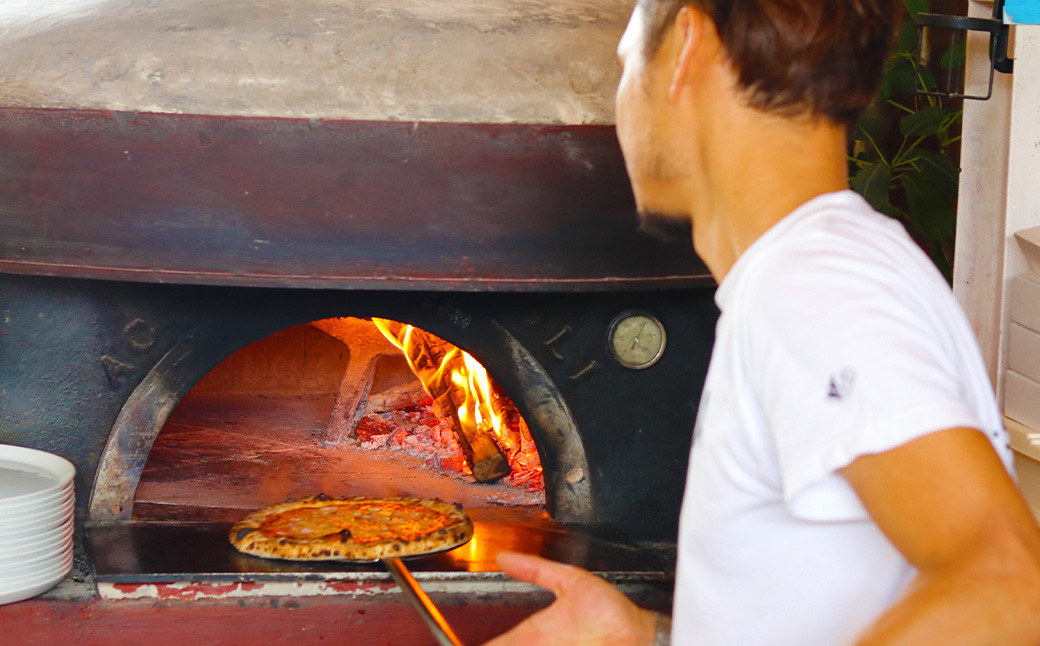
[0,2,719,642]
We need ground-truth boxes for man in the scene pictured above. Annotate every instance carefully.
[485,1,1040,645]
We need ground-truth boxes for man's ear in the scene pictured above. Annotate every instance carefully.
[668,6,703,101]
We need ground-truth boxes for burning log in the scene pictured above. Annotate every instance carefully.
[372,319,511,483]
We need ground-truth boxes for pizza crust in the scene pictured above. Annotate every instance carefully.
[229,494,473,561]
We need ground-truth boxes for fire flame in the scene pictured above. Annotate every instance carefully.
[371,318,543,489]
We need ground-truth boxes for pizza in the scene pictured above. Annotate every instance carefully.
[229,494,473,561]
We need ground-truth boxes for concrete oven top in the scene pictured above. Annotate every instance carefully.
[0,0,631,124]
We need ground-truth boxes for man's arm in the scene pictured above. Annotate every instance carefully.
[481,551,658,646]
[843,427,1040,646]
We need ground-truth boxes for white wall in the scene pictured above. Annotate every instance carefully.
[955,4,1040,514]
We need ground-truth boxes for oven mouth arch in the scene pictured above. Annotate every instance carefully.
[86,315,594,526]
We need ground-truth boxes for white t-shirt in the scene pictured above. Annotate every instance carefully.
[671,191,1011,646]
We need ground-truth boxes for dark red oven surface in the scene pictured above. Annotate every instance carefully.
[0,107,706,290]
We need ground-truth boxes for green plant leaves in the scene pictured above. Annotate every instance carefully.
[911,150,959,199]
[885,63,921,98]
[848,0,962,282]
[851,163,895,216]
[900,106,948,138]
[896,18,920,53]
[903,0,930,18]
[900,171,956,239]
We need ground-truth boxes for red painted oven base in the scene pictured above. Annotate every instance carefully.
[1,596,533,645]
[1,585,672,645]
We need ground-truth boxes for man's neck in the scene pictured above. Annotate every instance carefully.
[687,110,850,283]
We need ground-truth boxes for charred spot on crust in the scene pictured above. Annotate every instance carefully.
[452,502,463,510]
[338,529,352,542]
[438,529,446,535]
[236,527,256,541]
[393,544,401,551]
[319,550,330,557]
[316,493,329,501]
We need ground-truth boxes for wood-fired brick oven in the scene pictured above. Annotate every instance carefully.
[0,1,718,643]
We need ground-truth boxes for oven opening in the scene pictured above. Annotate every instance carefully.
[85,304,675,586]
[132,317,546,524]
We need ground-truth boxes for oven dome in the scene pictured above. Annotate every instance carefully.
[0,0,628,125]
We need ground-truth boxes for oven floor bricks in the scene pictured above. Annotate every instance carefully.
[0,582,672,645]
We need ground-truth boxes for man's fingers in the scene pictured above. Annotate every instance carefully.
[495,551,585,595]
[486,551,655,646]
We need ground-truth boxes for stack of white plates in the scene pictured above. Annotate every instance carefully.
[0,444,75,605]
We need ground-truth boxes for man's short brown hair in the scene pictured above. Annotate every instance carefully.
[638,0,902,129]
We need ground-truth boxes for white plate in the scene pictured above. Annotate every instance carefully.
[0,533,72,563]
[0,522,74,552]
[0,549,73,579]
[0,556,72,586]
[0,491,74,522]
[0,497,75,532]
[0,518,73,549]
[0,480,72,504]
[1,549,73,574]
[0,545,73,570]
[0,532,73,561]
[0,485,74,514]
[0,572,71,599]
[0,509,73,532]
[0,446,74,507]
[0,560,71,603]
[0,524,73,554]
[0,545,71,574]
[0,504,74,536]
[0,565,70,595]
[1,494,74,523]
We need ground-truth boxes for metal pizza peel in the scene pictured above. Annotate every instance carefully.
[342,517,470,645]
[293,538,468,645]
[380,554,465,646]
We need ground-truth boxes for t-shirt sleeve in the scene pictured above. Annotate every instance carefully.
[744,249,986,522]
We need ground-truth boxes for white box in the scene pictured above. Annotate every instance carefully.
[1015,226,1040,276]
[1010,273,1040,334]
[1005,370,1040,430]
[1008,323,1040,383]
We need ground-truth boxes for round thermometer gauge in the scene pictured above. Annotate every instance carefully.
[608,310,667,370]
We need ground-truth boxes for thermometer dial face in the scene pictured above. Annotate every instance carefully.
[608,311,666,370]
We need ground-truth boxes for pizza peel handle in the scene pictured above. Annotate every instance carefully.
[383,557,465,646]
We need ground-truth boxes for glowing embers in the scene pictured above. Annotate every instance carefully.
[369,318,544,493]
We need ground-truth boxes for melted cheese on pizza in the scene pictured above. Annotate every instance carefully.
[258,500,458,544]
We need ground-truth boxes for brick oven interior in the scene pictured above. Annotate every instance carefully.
[132,318,549,524]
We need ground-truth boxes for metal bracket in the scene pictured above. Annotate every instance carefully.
[915,0,1013,100]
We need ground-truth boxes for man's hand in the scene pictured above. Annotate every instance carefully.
[482,551,658,646]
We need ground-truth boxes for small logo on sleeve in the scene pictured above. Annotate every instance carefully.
[827,369,856,401]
